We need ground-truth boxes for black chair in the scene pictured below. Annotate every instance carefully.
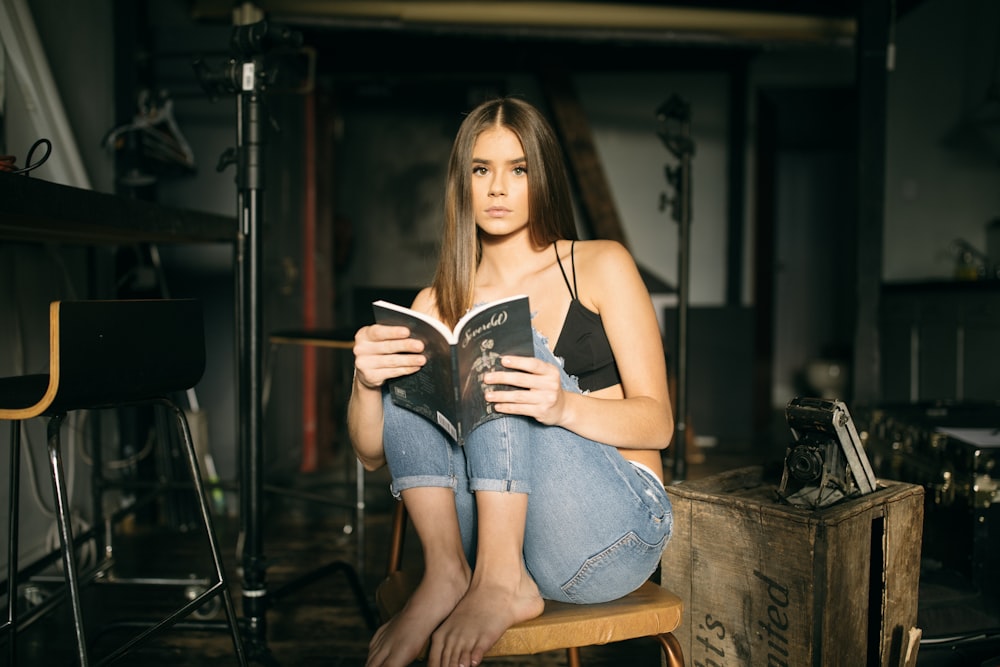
[0,299,246,666]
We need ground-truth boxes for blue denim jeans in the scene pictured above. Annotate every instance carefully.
[381,329,673,604]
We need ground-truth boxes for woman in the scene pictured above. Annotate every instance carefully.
[348,96,674,667]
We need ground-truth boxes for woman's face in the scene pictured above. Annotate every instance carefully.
[470,126,530,239]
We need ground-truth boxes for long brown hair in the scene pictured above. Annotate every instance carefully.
[431,97,578,328]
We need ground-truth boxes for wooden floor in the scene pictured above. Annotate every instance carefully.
[6,448,1000,666]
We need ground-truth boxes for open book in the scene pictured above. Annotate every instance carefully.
[372,294,534,444]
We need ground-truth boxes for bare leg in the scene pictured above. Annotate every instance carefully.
[427,490,545,667]
[367,487,472,667]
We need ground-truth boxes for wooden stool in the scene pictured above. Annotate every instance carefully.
[261,328,378,632]
[0,299,247,666]
[375,501,686,667]
[265,328,363,569]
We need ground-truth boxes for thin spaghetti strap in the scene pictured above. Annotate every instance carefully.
[554,241,576,298]
[569,240,578,296]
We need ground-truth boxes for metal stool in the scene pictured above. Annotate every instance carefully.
[258,329,376,632]
[265,329,363,568]
[0,299,247,666]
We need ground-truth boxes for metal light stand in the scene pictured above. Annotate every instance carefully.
[195,16,375,664]
[657,95,695,482]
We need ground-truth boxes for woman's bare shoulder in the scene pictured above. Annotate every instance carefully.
[572,239,637,272]
[567,240,643,310]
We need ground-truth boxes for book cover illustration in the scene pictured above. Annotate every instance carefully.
[372,294,534,443]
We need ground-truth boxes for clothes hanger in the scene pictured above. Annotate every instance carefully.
[102,90,196,173]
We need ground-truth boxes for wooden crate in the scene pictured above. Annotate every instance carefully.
[660,466,924,667]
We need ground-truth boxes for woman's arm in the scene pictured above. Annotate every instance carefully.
[347,368,389,471]
[485,241,673,450]
[347,288,435,470]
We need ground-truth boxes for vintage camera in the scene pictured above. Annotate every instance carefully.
[778,397,878,509]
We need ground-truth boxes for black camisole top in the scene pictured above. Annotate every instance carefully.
[552,241,622,392]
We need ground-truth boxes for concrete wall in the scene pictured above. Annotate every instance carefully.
[2,0,998,568]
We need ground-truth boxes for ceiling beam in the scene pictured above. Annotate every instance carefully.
[192,1,856,48]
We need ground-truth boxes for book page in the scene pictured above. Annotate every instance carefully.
[455,296,533,441]
[454,294,533,336]
[372,300,454,342]
[372,294,532,444]
[373,301,459,439]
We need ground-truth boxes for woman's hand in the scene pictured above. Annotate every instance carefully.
[482,355,566,426]
[352,324,426,390]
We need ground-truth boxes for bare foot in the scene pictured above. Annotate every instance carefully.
[427,567,545,667]
[367,565,471,667]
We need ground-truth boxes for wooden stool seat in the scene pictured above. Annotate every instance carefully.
[374,503,686,667]
[377,570,684,661]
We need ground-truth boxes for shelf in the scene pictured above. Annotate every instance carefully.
[883,279,1000,294]
[0,174,236,245]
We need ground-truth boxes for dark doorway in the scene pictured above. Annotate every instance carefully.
[753,87,858,451]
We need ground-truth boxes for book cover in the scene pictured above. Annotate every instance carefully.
[372,294,534,443]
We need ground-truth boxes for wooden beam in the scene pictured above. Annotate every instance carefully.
[853,0,890,404]
[539,72,628,247]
